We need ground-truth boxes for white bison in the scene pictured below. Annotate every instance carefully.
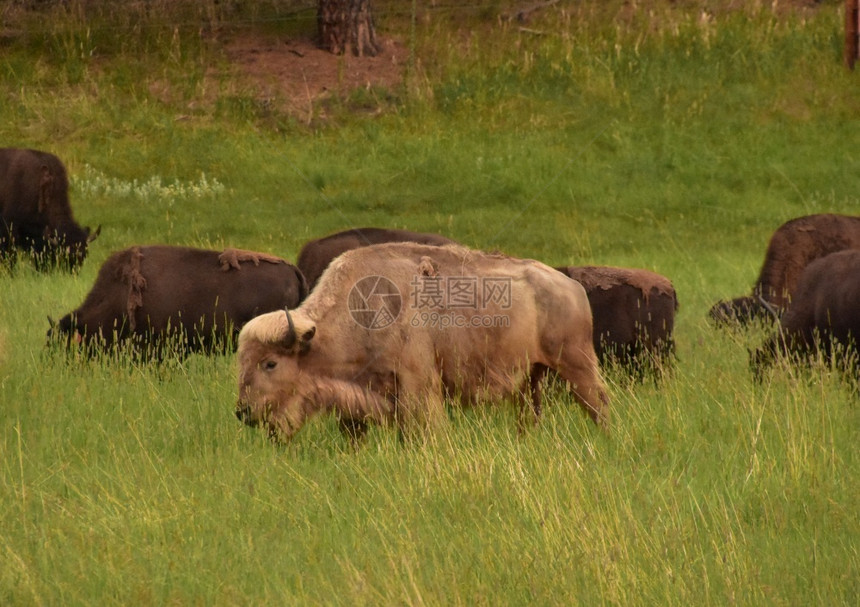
[236,242,609,442]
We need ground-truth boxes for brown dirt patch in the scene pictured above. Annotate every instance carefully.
[220,34,408,121]
[209,1,825,121]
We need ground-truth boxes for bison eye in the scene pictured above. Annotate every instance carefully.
[263,360,277,371]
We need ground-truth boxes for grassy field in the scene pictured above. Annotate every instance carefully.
[1,1,858,604]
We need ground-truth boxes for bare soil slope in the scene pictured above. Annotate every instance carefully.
[222,34,408,120]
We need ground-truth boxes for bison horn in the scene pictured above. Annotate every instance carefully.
[756,295,780,321]
[281,307,300,349]
[282,308,316,352]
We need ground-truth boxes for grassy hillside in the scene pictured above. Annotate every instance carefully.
[1,1,858,604]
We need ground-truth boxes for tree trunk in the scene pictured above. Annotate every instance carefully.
[318,0,380,57]
[846,0,859,69]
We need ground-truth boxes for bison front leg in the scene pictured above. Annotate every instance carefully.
[233,392,315,443]
[317,378,395,440]
[267,393,323,442]
[394,374,447,443]
[750,329,813,383]
[750,338,778,384]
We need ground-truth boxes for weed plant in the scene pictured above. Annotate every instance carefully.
[1,1,858,604]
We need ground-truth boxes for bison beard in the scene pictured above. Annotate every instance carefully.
[235,242,610,444]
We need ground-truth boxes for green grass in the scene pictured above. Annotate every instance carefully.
[1,1,859,604]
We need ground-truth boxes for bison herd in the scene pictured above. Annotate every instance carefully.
[709,213,860,377]
[3,147,858,444]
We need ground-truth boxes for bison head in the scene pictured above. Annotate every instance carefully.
[46,314,84,348]
[235,309,317,441]
[709,296,756,326]
[709,295,782,328]
[40,224,101,271]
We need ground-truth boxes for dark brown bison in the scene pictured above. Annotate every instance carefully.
[296,227,457,291]
[555,265,678,378]
[710,214,860,325]
[0,148,99,270]
[50,246,308,357]
[236,242,609,443]
[751,249,860,379]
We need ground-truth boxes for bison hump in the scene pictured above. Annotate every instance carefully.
[567,266,676,300]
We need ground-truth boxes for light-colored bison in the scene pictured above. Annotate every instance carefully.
[0,147,99,270]
[50,245,307,357]
[236,242,609,442]
[710,213,860,325]
[751,249,860,378]
[555,265,678,378]
[297,226,457,291]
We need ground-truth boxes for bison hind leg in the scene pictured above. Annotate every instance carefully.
[392,373,447,444]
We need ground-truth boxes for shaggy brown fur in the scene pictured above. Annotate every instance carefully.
[218,248,288,271]
[751,249,860,379]
[710,214,860,325]
[50,245,307,357]
[0,147,98,270]
[556,265,678,378]
[296,227,457,291]
[123,247,147,331]
[236,242,609,443]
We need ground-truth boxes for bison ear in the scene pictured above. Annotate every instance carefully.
[297,326,316,355]
[282,309,316,354]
